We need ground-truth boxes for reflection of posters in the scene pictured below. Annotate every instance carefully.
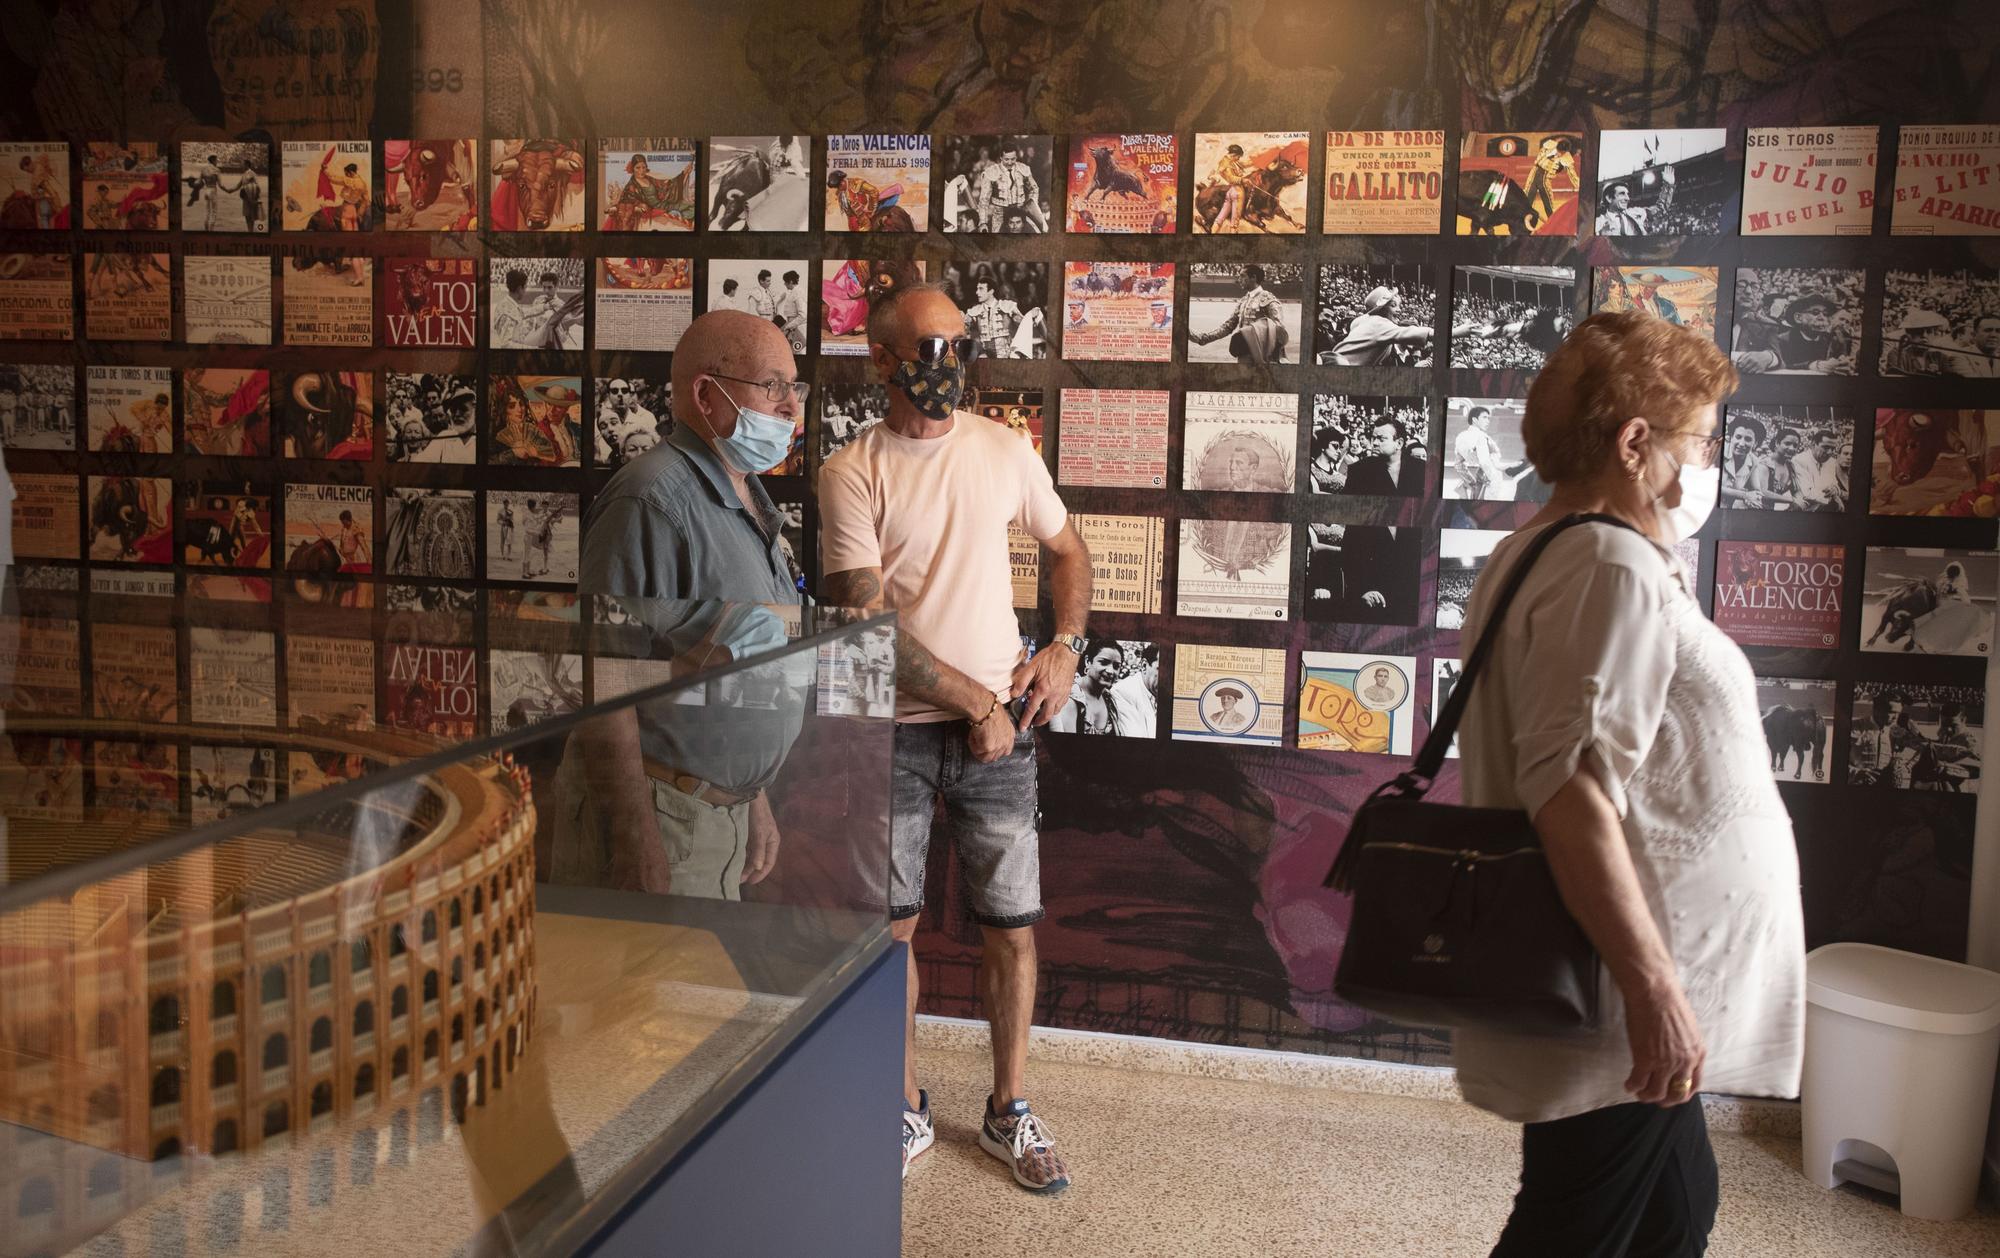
[937,135,1051,233]
[1048,640,1158,737]
[1879,267,2000,378]
[189,628,277,726]
[1323,130,1444,234]
[706,135,810,231]
[1755,677,1835,785]
[385,139,477,230]
[1443,397,1531,501]
[707,259,809,353]
[92,742,177,816]
[181,482,272,570]
[489,257,584,350]
[1184,263,1303,364]
[1177,520,1291,620]
[1741,127,1877,236]
[386,371,479,464]
[1723,406,1852,513]
[825,134,930,231]
[1305,523,1422,625]
[972,387,1043,452]
[1870,409,1998,516]
[3,734,83,814]
[82,142,168,230]
[1450,265,1576,370]
[1594,129,1732,236]
[12,474,78,559]
[1861,547,1997,657]
[384,643,478,740]
[0,143,70,229]
[1850,683,1983,792]
[182,368,271,457]
[596,256,692,351]
[1730,268,1864,375]
[488,139,585,231]
[7,619,81,714]
[281,140,371,230]
[278,370,372,460]
[821,258,926,355]
[1183,392,1297,493]
[284,484,374,602]
[282,255,374,346]
[86,476,172,563]
[0,254,73,340]
[1892,125,2000,235]
[83,250,171,341]
[379,256,477,347]
[1066,133,1177,233]
[1299,652,1417,755]
[490,650,583,734]
[286,635,376,733]
[601,138,697,231]
[1457,131,1583,236]
[87,365,173,452]
[490,375,583,467]
[1008,525,1039,609]
[1171,645,1284,746]
[1074,514,1165,615]
[1432,659,1464,759]
[486,492,579,584]
[90,569,173,598]
[178,141,269,232]
[92,624,177,722]
[2,363,74,450]
[189,744,277,822]
[1435,529,1512,630]
[1591,266,1718,340]
[593,376,672,469]
[386,488,477,579]
[1713,542,1844,650]
[1057,388,1169,488]
[1191,132,1308,234]
[183,255,272,345]
[1061,261,1175,362]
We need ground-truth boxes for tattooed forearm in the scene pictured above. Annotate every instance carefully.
[895,634,945,696]
[822,566,883,608]
[825,566,990,718]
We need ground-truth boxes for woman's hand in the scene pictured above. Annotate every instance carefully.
[1623,978,1707,1106]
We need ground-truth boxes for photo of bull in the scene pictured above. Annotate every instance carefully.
[1762,706,1828,781]
[1866,566,1977,653]
[491,140,583,231]
[185,517,240,566]
[286,535,358,607]
[391,140,463,214]
[1874,409,1987,504]
[89,477,148,559]
[1455,169,1538,235]
[1083,145,1149,201]
[1194,156,1304,233]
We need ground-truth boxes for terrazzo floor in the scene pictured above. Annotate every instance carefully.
[901,1045,2000,1258]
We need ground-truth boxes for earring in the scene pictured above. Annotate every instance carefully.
[1624,461,1643,481]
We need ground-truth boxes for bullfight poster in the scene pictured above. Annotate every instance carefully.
[181,482,271,571]
[282,254,374,347]
[1191,132,1308,234]
[0,254,73,340]
[384,139,477,230]
[178,141,268,232]
[91,624,176,723]
[706,135,809,231]
[1009,525,1039,609]
[488,139,586,231]
[1298,652,1418,755]
[1892,125,2000,235]
[284,483,374,599]
[181,368,271,457]
[1455,131,1584,236]
[86,475,172,564]
[1323,130,1444,234]
[0,143,69,229]
[188,627,277,726]
[824,134,931,231]
[600,137,697,231]
[1065,134,1177,233]
[822,258,926,356]
[1594,129,1732,235]
[183,254,272,346]
[489,257,584,350]
[277,370,371,460]
[12,474,78,560]
[1870,408,2000,517]
[384,643,479,740]
[1861,547,1996,657]
[82,142,168,230]
[286,634,376,734]
[1171,645,1284,747]
[1057,388,1170,489]
[1591,266,1718,340]
[1182,392,1298,493]
[1712,541,1845,650]
[85,366,172,453]
[1176,520,1292,621]
[379,256,477,348]
[1061,261,1175,362]
[82,249,171,341]
[1074,513,1166,616]
[1741,127,1878,236]
[281,140,372,230]
[596,256,692,352]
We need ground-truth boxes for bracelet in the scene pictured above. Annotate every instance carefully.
[973,692,1001,725]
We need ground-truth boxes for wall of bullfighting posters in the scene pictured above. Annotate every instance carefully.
[1,0,1998,1069]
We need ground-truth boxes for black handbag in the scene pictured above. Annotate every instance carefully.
[1324,513,1638,1034]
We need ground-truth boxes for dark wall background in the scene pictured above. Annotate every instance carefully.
[3,0,1997,1064]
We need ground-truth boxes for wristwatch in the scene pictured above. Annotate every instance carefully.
[1051,633,1086,656]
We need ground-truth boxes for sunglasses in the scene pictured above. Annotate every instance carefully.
[904,335,979,367]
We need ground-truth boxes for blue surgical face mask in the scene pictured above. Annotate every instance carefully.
[720,604,789,660]
[708,379,795,474]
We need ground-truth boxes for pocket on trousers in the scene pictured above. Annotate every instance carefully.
[650,780,702,863]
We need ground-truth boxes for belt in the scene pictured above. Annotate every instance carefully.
[644,759,757,808]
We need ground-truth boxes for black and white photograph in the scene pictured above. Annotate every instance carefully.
[189,744,277,823]
[385,487,477,581]
[1849,683,1983,793]
[1756,677,1836,785]
[490,648,584,735]
[1184,262,1303,366]
[384,371,478,464]
[1879,267,2000,377]
[705,135,810,232]
[1443,397,1542,501]
[936,260,1050,359]
[1594,128,1732,236]
[1303,522,1421,625]
[484,491,579,585]
[594,376,672,468]
[1861,547,1998,657]
[1450,266,1576,370]
[1046,639,1159,738]
[816,624,897,718]
[489,257,585,351]
[385,584,477,616]
[1308,394,1432,496]
[937,135,1052,233]
[1731,268,1864,375]
[1315,264,1438,366]
[1,363,74,450]
[707,258,810,353]
[1432,658,1463,759]
[1721,406,1852,512]
[1435,528,1515,629]
[817,371,889,462]
[178,141,268,232]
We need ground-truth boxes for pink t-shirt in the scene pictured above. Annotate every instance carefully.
[818,411,1068,721]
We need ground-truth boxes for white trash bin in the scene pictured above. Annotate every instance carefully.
[1802,941,2000,1220]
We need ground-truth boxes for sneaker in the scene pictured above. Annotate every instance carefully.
[901,1091,933,1179]
[978,1096,1070,1193]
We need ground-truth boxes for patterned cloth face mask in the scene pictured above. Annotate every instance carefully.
[890,335,978,420]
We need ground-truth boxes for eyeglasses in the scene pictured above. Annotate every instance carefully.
[900,335,979,367]
[1661,427,1727,468]
[707,372,810,406]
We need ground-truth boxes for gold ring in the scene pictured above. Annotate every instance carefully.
[1670,1077,1691,1094]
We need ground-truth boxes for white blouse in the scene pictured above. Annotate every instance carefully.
[1453,521,1806,1124]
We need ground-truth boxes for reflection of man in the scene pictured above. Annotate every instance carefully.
[1323,285,1432,366]
[1362,666,1398,708]
[561,310,806,901]
[1208,686,1249,730]
[1594,183,1648,235]
[1187,264,1286,365]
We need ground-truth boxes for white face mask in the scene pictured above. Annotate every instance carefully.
[1652,445,1718,543]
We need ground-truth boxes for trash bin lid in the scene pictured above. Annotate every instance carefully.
[1806,942,2000,1035]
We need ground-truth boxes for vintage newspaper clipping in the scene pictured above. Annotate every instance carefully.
[83,250,171,341]
[1075,514,1165,615]
[1892,125,2000,236]
[1299,651,1418,755]
[596,256,693,352]
[1176,520,1292,620]
[1183,392,1298,493]
[283,255,374,346]
[1742,127,1877,236]
[1171,645,1284,746]
[1057,387,1169,487]
[184,254,273,345]
[0,254,73,340]
[1324,130,1444,234]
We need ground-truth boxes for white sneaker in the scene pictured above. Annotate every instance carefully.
[901,1090,934,1179]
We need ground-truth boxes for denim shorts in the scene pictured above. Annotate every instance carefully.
[890,719,1043,928]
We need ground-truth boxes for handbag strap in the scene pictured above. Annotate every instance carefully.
[1405,513,1642,786]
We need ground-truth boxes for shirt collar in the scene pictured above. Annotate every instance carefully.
[667,423,744,509]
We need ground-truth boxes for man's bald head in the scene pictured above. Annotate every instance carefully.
[672,310,799,439]
[866,284,963,356]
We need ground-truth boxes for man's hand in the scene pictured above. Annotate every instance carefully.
[1012,645,1079,728]
[743,793,781,885]
[967,707,1019,764]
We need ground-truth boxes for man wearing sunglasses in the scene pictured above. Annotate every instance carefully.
[819,283,1092,1194]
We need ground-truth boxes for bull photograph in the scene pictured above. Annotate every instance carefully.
[1757,677,1837,784]
[1861,546,1998,656]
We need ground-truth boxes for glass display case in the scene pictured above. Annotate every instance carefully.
[0,598,898,1257]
